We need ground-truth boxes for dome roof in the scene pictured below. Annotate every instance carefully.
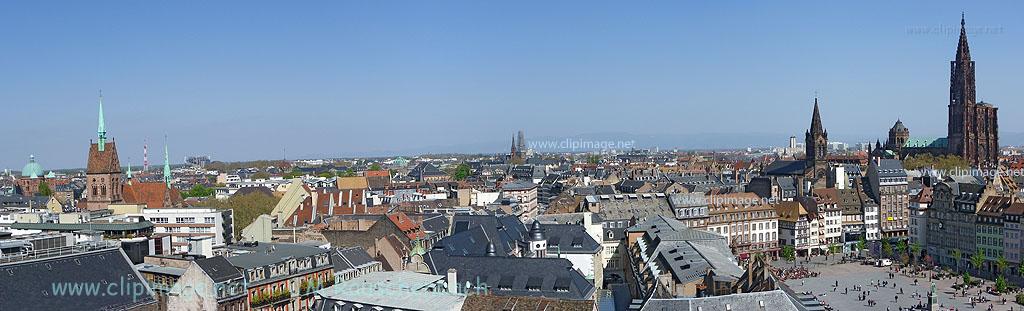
[21,155,43,179]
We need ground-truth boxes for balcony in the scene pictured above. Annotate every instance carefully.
[249,289,291,308]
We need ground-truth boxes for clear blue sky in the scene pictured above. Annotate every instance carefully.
[2,1,1022,169]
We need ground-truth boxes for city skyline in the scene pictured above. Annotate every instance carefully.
[4,2,1024,168]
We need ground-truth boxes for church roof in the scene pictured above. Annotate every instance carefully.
[891,119,908,132]
[87,142,121,174]
[903,137,948,149]
[21,155,43,178]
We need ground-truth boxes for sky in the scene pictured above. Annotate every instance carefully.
[2,1,1023,169]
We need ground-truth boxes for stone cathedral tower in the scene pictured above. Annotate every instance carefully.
[85,93,123,211]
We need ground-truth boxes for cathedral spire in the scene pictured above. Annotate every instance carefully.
[810,97,823,135]
[956,13,971,63]
[97,91,107,151]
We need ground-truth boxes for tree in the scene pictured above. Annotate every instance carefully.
[896,240,907,259]
[882,240,893,258]
[182,184,215,198]
[953,249,962,273]
[38,180,52,197]
[252,172,270,180]
[828,243,841,260]
[586,154,601,164]
[857,236,867,258]
[209,193,281,240]
[450,164,472,181]
[963,271,972,286]
[782,245,796,267]
[971,250,985,277]
[369,163,382,171]
[996,255,1008,277]
[1018,261,1024,279]
[339,168,356,177]
[317,171,336,179]
[282,169,302,179]
[996,275,1008,293]
[910,242,922,264]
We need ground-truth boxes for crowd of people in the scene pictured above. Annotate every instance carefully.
[772,265,818,281]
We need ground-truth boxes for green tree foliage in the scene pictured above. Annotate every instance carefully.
[996,275,1008,293]
[857,236,867,256]
[953,249,962,272]
[963,271,972,286]
[971,250,985,274]
[318,171,336,178]
[997,255,1008,276]
[782,245,796,265]
[902,154,970,171]
[882,240,893,258]
[182,184,215,198]
[450,164,472,181]
[586,154,601,164]
[339,168,357,177]
[209,193,280,240]
[369,163,382,171]
[283,169,303,179]
[38,180,52,196]
[896,240,907,258]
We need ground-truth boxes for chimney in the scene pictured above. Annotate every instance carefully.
[447,268,458,293]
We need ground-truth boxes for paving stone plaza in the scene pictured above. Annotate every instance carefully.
[775,256,1024,311]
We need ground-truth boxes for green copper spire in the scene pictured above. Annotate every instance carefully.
[163,141,171,187]
[97,91,107,151]
[126,160,133,185]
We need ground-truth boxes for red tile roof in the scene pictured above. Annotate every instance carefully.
[87,142,121,174]
[123,182,184,208]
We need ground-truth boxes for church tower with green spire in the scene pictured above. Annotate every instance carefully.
[85,91,123,210]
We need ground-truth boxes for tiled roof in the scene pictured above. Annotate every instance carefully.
[123,182,183,208]
[87,142,121,174]
[336,177,368,190]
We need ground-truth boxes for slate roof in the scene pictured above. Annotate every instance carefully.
[641,290,799,311]
[424,250,596,300]
[763,160,805,176]
[585,194,675,222]
[435,215,527,256]
[502,180,537,191]
[226,243,330,269]
[195,256,243,283]
[629,215,743,288]
[331,246,377,272]
[0,248,156,311]
[540,224,601,254]
[873,159,907,178]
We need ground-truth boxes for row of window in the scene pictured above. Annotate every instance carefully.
[150,217,217,224]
